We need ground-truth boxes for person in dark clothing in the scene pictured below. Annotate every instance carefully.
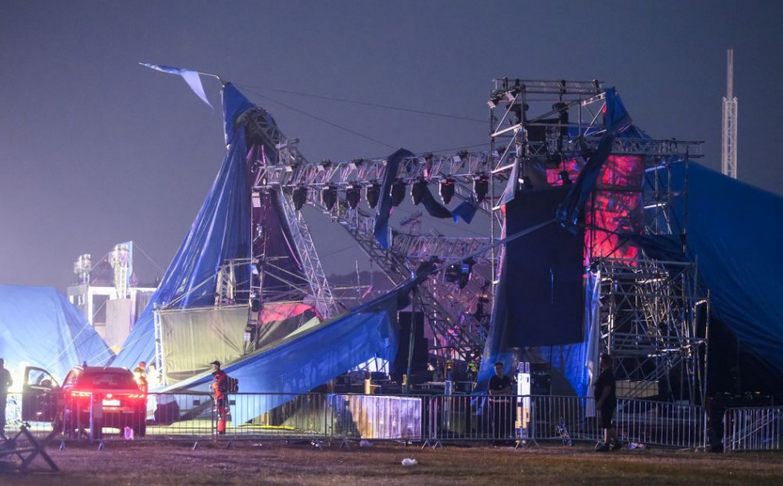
[488,362,513,441]
[0,358,13,436]
[210,360,229,435]
[594,354,619,451]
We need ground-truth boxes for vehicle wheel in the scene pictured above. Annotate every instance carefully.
[133,421,147,438]
[63,412,77,438]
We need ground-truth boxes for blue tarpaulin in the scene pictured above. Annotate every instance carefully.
[0,286,112,381]
[114,83,255,369]
[161,280,415,423]
[642,161,783,375]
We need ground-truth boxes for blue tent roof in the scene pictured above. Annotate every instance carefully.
[0,286,113,381]
[114,84,257,369]
[651,161,783,374]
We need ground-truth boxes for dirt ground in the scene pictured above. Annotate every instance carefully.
[2,439,782,486]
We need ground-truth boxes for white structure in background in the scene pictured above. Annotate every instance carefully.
[722,49,738,179]
[68,241,157,352]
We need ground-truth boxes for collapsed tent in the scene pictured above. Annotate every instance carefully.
[114,83,309,371]
[161,279,415,423]
[0,286,113,382]
[480,86,783,399]
[640,162,783,376]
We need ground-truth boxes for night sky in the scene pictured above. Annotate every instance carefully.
[2,1,781,293]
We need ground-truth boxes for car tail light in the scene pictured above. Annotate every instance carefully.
[69,390,92,398]
[128,393,146,399]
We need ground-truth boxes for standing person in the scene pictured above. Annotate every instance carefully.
[594,353,620,451]
[488,362,513,442]
[0,358,13,436]
[210,360,229,435]
[133,366,149,394]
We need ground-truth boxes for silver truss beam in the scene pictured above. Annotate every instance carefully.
[722,49,738,179]
[391,234,492,263]
[278,190,338,319]
[237,107,338,320]
[596,257,707,403]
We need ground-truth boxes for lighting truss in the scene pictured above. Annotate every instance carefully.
[595,257,708,404]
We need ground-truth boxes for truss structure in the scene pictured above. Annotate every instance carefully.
[234,78,710,382]
[237,108,338,319]
[487,79,708,403]
[722,49,738,179]
[595,258,707,403]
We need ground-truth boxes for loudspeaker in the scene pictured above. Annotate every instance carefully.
[392,312,428,383]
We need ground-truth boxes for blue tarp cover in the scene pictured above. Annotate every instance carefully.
[0,286,112,381]
[114,84,255,369]
[162,280,412,422]
[645,162,783,374]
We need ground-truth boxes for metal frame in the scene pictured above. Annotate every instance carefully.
[595,258,708,403]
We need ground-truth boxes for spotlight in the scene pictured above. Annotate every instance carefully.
[391,179,406,207]
[458,257,475,289]
[416,257,440,279]
[558,170,572,186]
[346,184,361,209]
[439,177,455,204]
[292,186,308,211]
[366,182,381,209]
[473,175,489,202]
[411,179,427,205]
[321,184,337,210]
[486,95,502,109]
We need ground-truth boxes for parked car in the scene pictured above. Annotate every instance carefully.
[22,365,147,438]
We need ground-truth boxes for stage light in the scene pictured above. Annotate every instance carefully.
[391,179,406,207]
[346,184,361,209]
[473,175,489,202]
[558,170,572,185]
[317,159,332,172]
[486,95,502,109]
[518,175,533,191]
[439,177,455,204]
[321,184,337,210]
[416,257,440,279]
[366,182,381,209]
[292,186,308,211]
[458,257,475,289]
[411,179,427,205]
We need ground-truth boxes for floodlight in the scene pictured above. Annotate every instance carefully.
[411,179,427,205]
[391,179,406,207]
[292,186,308,210]
[366,182,381,209]
[439,177,455,204]
[473,175,489,202]
[321,185,337,210]
[346,184,361,209]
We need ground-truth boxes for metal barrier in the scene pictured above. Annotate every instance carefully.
[723,407,782,452]
[615,398,705,449]
[3,390,709,448]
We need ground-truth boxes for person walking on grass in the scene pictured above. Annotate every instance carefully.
[594,353,621,451]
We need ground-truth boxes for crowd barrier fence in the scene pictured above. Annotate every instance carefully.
[722,406,782,452]
[1,391,707,449]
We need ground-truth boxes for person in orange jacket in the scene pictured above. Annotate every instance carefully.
[210,361,229,435]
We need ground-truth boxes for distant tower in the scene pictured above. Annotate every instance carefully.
[722,49,738,179]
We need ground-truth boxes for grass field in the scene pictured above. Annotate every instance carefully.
[2,440,782,486]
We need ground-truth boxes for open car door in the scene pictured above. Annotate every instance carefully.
[21,366,60,422]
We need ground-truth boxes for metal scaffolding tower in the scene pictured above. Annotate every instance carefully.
[722,49,738,179]
[242,78,709,385]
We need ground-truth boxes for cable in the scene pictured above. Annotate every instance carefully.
[234,83,486,124]
[133,242,166,275]
[238,87,398,150]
